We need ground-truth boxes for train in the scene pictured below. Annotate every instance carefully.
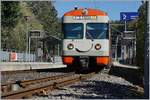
[62,7,112,71]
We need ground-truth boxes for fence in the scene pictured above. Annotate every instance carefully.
[0,51,9,61]
[0,51,36,62]
[53,56,62,64]
[0,51,62,63]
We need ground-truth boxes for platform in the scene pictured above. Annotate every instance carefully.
[0,62,66,71]
[111,61,142,85]
[112,61,139,69]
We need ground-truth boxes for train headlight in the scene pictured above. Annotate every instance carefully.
[67,43,74,50]
[95,44,101,50]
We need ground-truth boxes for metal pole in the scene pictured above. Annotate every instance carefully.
[36,38,38,61]
[115,36,118,61]
[132,40,134,64]
[0,2,1,62]
[125,21,127,32]
[134,24,137,64]
[144,1,149,98]
[57,44,59,56]
[29,37,31,61]
[0,1,1,52]
[25,16,29,62]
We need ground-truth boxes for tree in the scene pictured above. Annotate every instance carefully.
[2,1,21,28]
[1,1,21,50]
[27,1,61,37]
[136,2,146,77]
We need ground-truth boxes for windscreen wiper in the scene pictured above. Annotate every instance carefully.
[86,31,94,41]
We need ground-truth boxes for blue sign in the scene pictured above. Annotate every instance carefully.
[120,12,139,21]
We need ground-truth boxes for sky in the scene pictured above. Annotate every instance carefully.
[54,0,142,21]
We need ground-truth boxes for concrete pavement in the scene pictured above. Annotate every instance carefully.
[0,62,66,71]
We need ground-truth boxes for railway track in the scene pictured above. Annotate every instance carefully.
[1,72,74,93]
[1,72,95,99]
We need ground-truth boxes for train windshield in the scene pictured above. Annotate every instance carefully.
[86,23,108,39]
[63,23,83,39]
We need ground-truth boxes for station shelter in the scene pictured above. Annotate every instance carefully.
[40,35,62,62]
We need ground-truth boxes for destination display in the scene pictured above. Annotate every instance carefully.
[73,16,97,20]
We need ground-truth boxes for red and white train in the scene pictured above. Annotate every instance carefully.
[62,7,112,70]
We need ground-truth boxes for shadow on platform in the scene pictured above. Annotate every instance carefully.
[36,68,70,73]
[109,65,143,86]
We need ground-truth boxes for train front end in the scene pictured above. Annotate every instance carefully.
[62,8,111,69]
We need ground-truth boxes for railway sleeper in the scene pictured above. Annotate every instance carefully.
[2,73,94,99]
[36,89,49,96]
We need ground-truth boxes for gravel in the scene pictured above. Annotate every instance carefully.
[33,73,144,99]
[1,68,144,99]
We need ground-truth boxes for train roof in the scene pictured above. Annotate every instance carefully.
[64,8,107,16]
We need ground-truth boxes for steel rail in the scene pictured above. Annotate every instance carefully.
[2,72,95,99]
[1,72,75,93]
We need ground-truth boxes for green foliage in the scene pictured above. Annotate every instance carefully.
[27,1,61,37]
[1,1,44,51]
[136,2,146,76]
[1,1,61,53]
[1,1,22,50]
[20,2,43,30]
[2,1,21,28]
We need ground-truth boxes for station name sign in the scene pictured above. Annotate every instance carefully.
[120,12,139,21]
[73,16,97,20]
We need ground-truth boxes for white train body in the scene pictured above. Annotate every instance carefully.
[62,8,111,67]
